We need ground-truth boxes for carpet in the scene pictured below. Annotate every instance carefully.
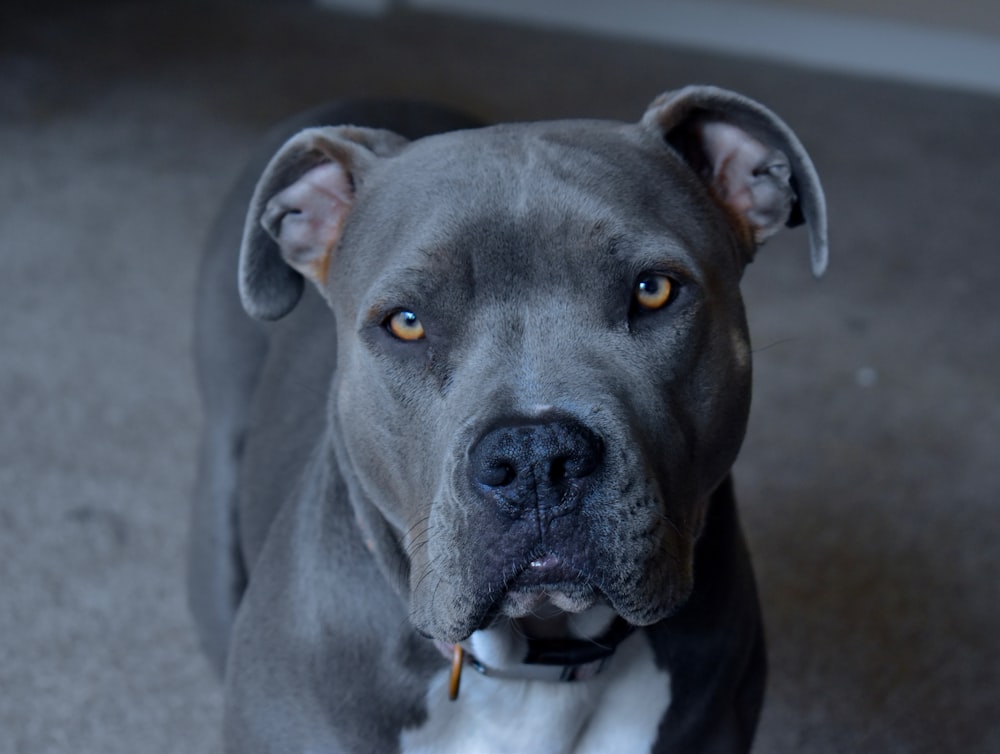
[1,2,997,752]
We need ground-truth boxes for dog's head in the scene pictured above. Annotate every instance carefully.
[238,87,827,644]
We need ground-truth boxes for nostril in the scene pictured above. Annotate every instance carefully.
[550,456,569,484]
[553,448,600,482]
[478,461,516,488]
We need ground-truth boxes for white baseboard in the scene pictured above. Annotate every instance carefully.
[317,0,1000,96]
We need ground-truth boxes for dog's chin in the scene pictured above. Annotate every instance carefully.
[497,584,599,621]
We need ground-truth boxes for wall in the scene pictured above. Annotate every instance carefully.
[317,0,1000,95]
[760,0,1000,37]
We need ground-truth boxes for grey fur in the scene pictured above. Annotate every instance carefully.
[190,90,827,753]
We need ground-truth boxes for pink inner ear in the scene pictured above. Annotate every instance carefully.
[262,161,354,283]
[699,122,768,213]
[697,121,794,243]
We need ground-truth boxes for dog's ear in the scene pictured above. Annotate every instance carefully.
[642,85,828,276]
[239,126,408,320]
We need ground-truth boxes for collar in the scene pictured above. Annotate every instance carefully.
[442,616,634,700]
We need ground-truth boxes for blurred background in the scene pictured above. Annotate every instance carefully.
[1,1,998,753]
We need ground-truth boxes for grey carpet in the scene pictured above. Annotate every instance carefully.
[1,2,998,752]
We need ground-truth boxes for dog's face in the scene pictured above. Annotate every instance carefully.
[239,87,827,644]
[328,122,753,641]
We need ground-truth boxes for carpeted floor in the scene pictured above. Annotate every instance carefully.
[1,2,998,753]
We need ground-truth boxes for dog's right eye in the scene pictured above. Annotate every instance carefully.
[385,310,426,342]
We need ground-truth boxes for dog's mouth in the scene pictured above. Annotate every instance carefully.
[485,552,605,626]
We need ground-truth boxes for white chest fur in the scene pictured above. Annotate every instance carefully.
[399,632,671,754]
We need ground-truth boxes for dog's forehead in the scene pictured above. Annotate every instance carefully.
[346,119,721,266]
[382,119,663,200]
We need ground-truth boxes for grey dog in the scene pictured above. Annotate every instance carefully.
[189,86,827,753]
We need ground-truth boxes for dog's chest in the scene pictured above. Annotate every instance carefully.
[399,633,671,754]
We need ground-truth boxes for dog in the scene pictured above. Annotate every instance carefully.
[188,87,827,753]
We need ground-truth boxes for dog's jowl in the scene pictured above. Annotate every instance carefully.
[189,88,827,753]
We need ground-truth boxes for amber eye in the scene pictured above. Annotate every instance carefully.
[634,274,676,311]
[386,310,426,341]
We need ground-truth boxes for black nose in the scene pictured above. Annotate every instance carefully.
[468,418,604,515]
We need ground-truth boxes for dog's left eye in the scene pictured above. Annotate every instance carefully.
[633,274,677,311]
[386,310,426,341]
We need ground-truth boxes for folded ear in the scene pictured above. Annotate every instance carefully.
[641,85,828,276]
[239,126,408,320]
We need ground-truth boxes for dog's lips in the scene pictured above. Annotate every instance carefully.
[492,553,602,621]
[522,552,580,582]
[527,553,566,572]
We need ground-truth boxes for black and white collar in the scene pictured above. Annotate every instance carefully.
[442,616,635,700]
